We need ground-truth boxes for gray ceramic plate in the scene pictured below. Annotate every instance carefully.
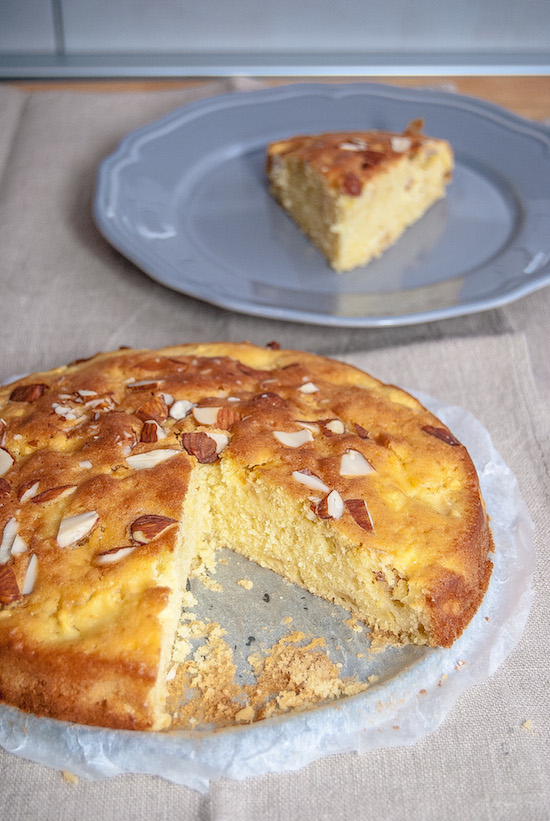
[94,83,550,327]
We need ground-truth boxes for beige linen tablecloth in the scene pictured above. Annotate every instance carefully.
[0,79,548,819]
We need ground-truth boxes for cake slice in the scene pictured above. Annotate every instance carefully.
[266,122,454,272]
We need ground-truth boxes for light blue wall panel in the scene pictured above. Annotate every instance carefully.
[59,0,550,54]
[0,0,56,54]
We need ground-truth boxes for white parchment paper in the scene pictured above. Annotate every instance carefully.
[0,392,535,792]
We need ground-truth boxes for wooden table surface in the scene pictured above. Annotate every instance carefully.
[10,75,550,123]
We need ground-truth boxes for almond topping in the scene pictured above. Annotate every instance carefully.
[57,511,99,548]
[273,429,313,448]
[136,395,168,424]
[340,449,374,476]
[170,399,194,420]
[140,420,166,443]
[391,136,412,153]
[31,485,77,504]
[0,448,14,477]
[324,419,345,435]
[208,432,229,455]
[21,554,38,595]
[0,517,18,564]
[52,403,81,421]
[217,407,240,429]
[345,499,374,532]
[296,420,320,434]
[83,397,114,411]
[316,490,345,520]
[292,469,330,494]
[130,514,177,544]
[10,535,28,555]
[341,171,362,196]
[18,481,40,502]
[422,425,460,446]
[181,432,218,463]
[193,406,222,426]
[79,460,93,469]
[126,448,179,469]
[0,564,20,604]
[354,423,370,439]
[127,379,160,390]
[94,546,136,566]
[298,381,319,394]
[9,383,47,402]
[340,140,367,151]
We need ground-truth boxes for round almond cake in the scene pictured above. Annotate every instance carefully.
[0,342,493,730]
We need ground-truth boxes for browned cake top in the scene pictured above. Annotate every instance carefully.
[0,341,492,658]
[266,123,450,196]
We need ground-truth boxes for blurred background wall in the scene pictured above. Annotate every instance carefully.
[1,0,549,77]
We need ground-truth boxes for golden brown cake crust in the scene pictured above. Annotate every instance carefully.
[0,342,492,730]
[265,123,451,198]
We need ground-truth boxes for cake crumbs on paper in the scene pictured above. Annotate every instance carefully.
[190,542,219,577]
[522,720,535,732]
[234,704,255,723]
[172,638,192,663]
[169,628,373,730]
[281,616,293,624]
[197,574,223,593]
[169,621,244,729]
[180,590,198,609]
[61,770,79,785]
[172,618,227,664]
[237,578,254,590]
[246,631,369,721]
[367,629,401,652]
[344,617,363,633]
